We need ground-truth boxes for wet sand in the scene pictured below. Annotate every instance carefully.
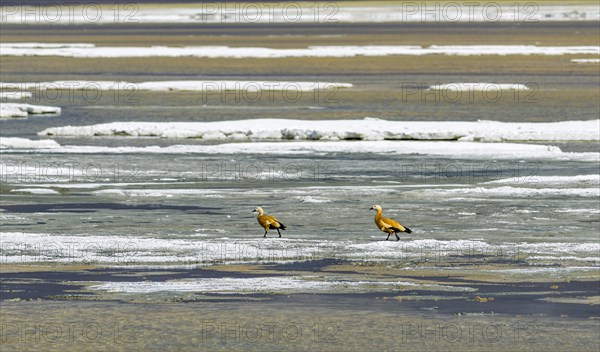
[2,260,599,317]
[3,300,598,352]
[2,22,599,45]
[1,260,599,351]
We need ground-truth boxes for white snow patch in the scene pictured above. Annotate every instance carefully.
[38,118,600,142]
[346,239,600,261]
[0,5,597,24]
[11,188,59,195]
[555,208,600,214]
[90,277,411,294]
[0,232,335,264]
[416,186,600,198]
[0,103,60,118]
[529,256,600,262]
[90,188,245,198]
[571,58,600,63]
[88,185,462,199]
[1,43,598,58]
[295,196,332,203]
[6,181,195,188]
[486,175,600,185]
[0,137,61,149]
[2,232,598,265]
[3,140,598,162]
[479,266,599,274]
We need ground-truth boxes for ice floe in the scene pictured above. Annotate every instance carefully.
[2,232,597,265]
[555,208,600,214]
[346,239,600,262]
[477,266,599,274]
[486,175,600,185]
[295,196,333,204]
[38,118,600,142]
[0,137,61,149]
[90,277,475,294]
[2,138,597,162]
[0,103,61,118]
[0,232,339,264]
[10,188,60,195]
[0,5,597,24]
[571,58,600,63]
[1,43,598,58]
[414,186,600,198]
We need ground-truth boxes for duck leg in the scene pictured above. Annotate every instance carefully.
[277,228,281,238]
[263,230,268,238]
[395,233,400,241]
[386,233,390,241]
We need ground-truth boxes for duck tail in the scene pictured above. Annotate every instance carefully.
[404,226,412,234]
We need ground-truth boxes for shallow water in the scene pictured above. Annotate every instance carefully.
[1,149,598,265]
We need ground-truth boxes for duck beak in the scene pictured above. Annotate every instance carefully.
[369,206,373,210]
[252,210,256,212]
